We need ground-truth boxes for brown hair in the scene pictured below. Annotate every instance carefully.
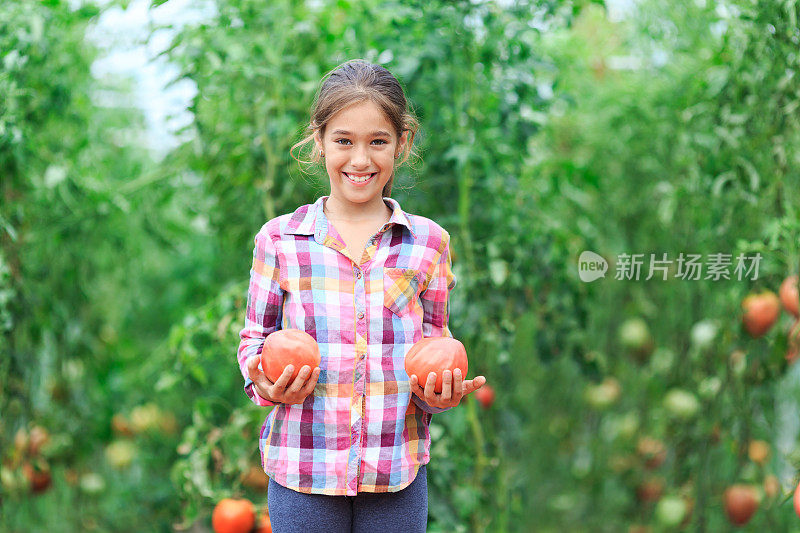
[290,59,420,197]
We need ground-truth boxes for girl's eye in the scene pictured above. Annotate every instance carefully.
[334,139,388,145]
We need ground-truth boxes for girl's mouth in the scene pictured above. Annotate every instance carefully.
[344,172,377,185]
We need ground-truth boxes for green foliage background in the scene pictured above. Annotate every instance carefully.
[2,0,800,531]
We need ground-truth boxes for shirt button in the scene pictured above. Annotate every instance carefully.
[357,311,365,320]
[356,270,362,279]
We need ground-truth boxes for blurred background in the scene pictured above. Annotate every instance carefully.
[2,0,800,531]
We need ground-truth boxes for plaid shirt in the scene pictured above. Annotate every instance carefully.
[237,196,457,496]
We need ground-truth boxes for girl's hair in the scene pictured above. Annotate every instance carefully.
[290,59,420,197]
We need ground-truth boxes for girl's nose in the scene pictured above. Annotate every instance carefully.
[351,145,370,167]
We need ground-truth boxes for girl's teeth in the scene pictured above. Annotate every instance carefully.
[346,173,374,183]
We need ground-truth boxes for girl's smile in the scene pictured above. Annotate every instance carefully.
[343,172,376,185]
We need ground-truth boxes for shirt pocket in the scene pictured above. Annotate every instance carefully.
[384,268,423,317]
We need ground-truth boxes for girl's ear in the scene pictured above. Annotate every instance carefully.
[314,130,323,154]
[396,130,409,158]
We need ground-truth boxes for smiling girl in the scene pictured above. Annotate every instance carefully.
[237,59,486,532]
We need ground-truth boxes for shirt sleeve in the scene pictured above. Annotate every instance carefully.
[238,228,284,407]
[413,230,457,414]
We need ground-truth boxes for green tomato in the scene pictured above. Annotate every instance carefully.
[80,473,106,495]
[690,320,718,350]
[616,411,640,440]
[584,378,621,410]
[618,318,654,361]
[650,347,676,374]
[663,389,699,419]
[698,377,722,399]
[0,466,25,493]
[655,495,687,527]
[105,440,137,469]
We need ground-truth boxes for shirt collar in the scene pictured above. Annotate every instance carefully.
[286,196,416,239]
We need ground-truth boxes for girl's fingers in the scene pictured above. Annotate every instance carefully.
[283,366,319,404]
[289,365,312,392]
[414,372,430,390]
[299,367,319,395]
[246,355,263,381]
[265,365,293,401]
[409,376,426,399]
[424,372,437,400]
[441,370,452,401]
[463,376,487,395]
[254,363,324,404]
[303,367,320,394]
[452,368,463,402]
[410,371,485,408]
[274,365,294,389]
[247,356,275,399]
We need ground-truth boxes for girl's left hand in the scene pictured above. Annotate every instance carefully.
[409,369,487,410]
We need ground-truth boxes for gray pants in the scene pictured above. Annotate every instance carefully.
[267,465,428,533]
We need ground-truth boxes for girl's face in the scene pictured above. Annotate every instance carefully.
[315,100,407,211]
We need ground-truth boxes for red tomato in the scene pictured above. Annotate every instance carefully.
[212,498,255,533]
[475,384,496,409]
[723,485,759,526]
[261,329,321,384]
[405,337,468,393]
[637,436,667,470]
[255,513,272,533]
[794,480,800,519]
[787,319,800,364]
[636,476,664,503]
[22,462,52,494]
[780,275,799,317]
[741,291,780,338]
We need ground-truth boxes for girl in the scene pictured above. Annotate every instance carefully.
[237,59,486,533]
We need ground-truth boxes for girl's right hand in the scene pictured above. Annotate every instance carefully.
[246,355,321,405]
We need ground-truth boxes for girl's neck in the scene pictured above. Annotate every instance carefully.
[323,195,392,223]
